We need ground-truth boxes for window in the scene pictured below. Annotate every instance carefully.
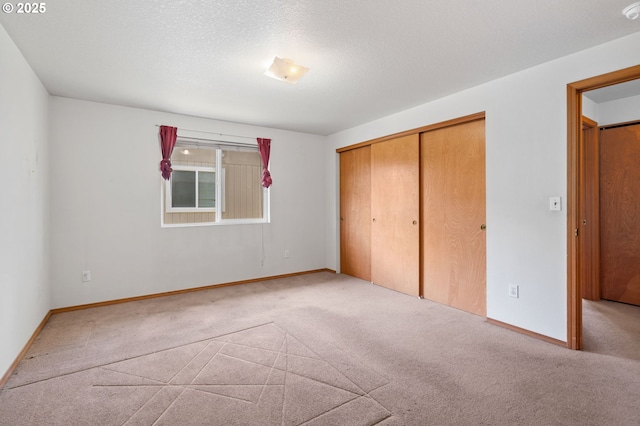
[167,167,216,212]
[162,142,269,226]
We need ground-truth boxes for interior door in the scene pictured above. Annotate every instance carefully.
[421,119,486,316]
[599,123,640,306]
[580,117,600,300]
[339,146,371,281]
[371,134,420,296]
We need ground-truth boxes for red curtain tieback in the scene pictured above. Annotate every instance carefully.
[257,138,272,188]
[159,125,178,180]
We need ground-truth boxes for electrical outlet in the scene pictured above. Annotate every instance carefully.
[284,249,290,258]
[509,283,519,298]
[82,270,92,282]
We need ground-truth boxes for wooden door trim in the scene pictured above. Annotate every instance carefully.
[336,112,485,153]
[600,119,640,129]
[567,64,640,350]
[582,116,597,128]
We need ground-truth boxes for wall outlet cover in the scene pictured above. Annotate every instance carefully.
[509,283,519,298]
[549,196,562,211]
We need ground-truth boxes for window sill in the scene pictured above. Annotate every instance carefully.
[161,218,269,228]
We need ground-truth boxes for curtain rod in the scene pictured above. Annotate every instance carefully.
[154,124,258,140]
[176,135,258,148]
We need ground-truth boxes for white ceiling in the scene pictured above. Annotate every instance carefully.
[1,0,639,135]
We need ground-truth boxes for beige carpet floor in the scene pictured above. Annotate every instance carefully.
[1,271,639,425]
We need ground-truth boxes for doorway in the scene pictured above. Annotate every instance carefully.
[567,64,640,350]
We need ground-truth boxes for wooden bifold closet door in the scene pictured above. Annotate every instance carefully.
[421,119,486,316]
[599,123,640,306]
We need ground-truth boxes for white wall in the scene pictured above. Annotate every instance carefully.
[582,96,599,122]
[583,93,640,125]
[0,25,50,377]
[49,98,326,308]
[598,94,640,126]
[325,32,640,342]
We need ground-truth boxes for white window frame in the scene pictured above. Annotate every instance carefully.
[161,139,270,227]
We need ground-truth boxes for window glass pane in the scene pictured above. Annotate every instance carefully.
[221,150,264,219]
[171,170,196,208]
[172,147,216,167]
[198,171,216,208]
[163,144,269,226]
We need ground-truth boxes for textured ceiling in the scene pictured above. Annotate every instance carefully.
[1,0,639,135]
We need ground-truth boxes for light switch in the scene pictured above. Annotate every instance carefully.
[549,196,562,211]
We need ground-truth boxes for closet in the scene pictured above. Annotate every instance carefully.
[338,113,486,315]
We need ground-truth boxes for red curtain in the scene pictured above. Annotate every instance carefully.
[257,138,272,188]
[159,125,178,180]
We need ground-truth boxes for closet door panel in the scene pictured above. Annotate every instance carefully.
[421,119,486,316]
[600,124,640,306]
[340,146,371,281]
[371,134,420,297]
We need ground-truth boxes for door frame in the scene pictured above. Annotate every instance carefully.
[566,64,640,350]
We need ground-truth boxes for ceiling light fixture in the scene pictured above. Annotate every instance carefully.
[264,56,309,84]
[623,2,640,19]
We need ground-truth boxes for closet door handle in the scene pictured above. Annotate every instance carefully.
[372,218,376,222]
[412,220,417,225]
[480,224,486,231]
